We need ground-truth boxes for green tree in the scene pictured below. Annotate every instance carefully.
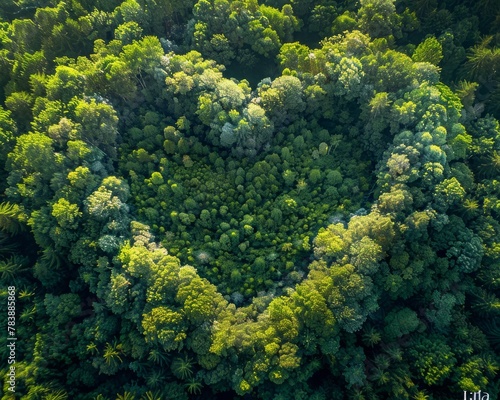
[412,36,443,66]
[357,0,400,38]
[74,98,119,158]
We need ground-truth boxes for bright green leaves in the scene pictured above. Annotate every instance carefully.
[74,98,119,158]
[163,50,274,153]
[434,177,465,210]
[192,0,300,65]
[409,335,456,386]
[176,269,227,325]
[1,2,498,398]
[114,21,143,45]
[327,264,375,332]
[0,201,25,235]
[292,281,335,336]
[0,107,16,169]
[278,42,315,72]
[260,75,304,123]
[121,36,163,77]
[216,79,246,109]
[6,132,59,204]
[145,255,181,304]
[107,271,131,314]
[7,132,57,179]
[46,65,85,103]
[377,186,413,215]
[118,241,155,279]
[357,0,400,39]
[369,91,391,118]
[278,343,300,369]
[117,237,226,356]
[412,36,443,66]
[142,306,186,351]
[313,223,346,259]
[348,212,395,251]
[268,297,300,341]
[349,236,383,275]
[332,56,365,100]
[51,198,82,229]
[449,124,473,160]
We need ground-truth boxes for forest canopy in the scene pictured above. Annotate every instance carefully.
[1,0,500,399]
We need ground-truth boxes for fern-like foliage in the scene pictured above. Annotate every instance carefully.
[471,289,500,316]
[86,342,99,356]
[0,255,29,280]
[348,388,367,400]
[140,392,162,400]
[18,287,35,300]
[45,390,68,400]
[482,318,500,350]
[40,247,63,270]
[477,150,500,178]
[129,360,149,376]
[26,382,67,399]
[455,80,479,108]
[383,344,403,362]
[20,305,36,322]
[184,379,203,395]
[362,326,382,347]
[370,366,390,386]
[412,390,430,400]
[413,0,437,17]
[464,36,500,84]
[146,370,165,388]
[0,232,18,255]
[116,392,135,400]
[0,202,25,235]
[103,341,123,367]
[477,263,500,289]
[171,355,194,380]
[461,198,479,219]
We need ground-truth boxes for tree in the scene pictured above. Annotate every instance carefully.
[176,267,227,325]
[46,65,85,103]
[357,0,400,38]
[409,335,456,386]
[85,183,129,224]
[51,198,82,229]
[383,307,420,341]
[114,21,143,45]
[464,36,500,84]
[74,98,119,158]
[6,132,59,204]
[5,91,33,132]
[0,107,17,190]
[191,0,299,65]
[121,36,164,88]
[142,306,186,351]
[313,223,347,259]
[259,75,304,126]
[412,36,443,66]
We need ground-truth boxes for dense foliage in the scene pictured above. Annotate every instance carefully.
[1,0,500,399]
